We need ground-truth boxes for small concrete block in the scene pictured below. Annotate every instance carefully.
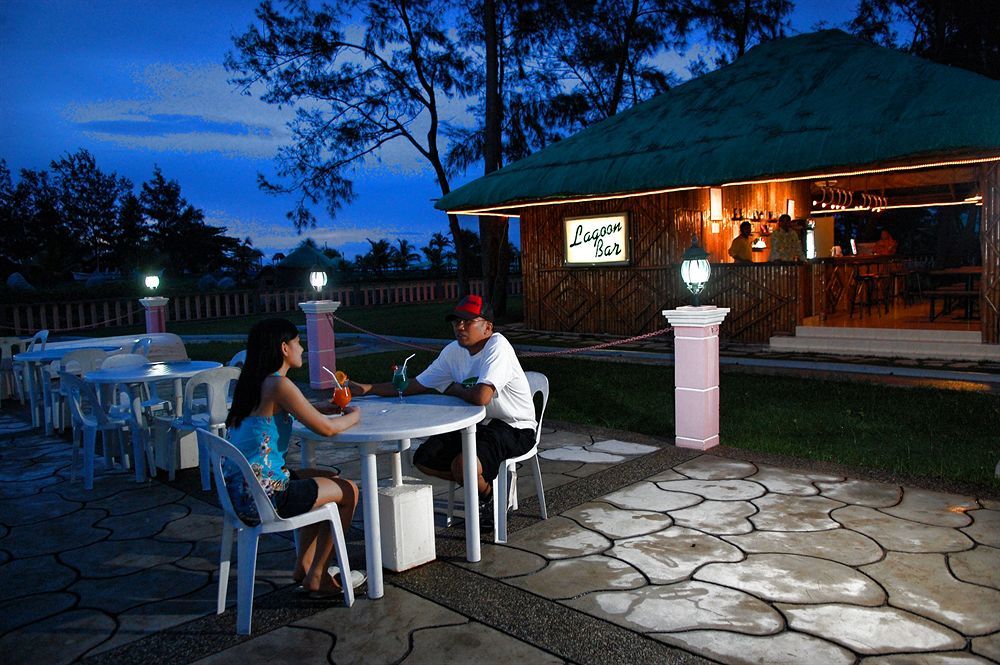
[378,483,435,572]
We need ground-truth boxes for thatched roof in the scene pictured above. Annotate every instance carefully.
[437,30,1000,213]
[277,243,338,270]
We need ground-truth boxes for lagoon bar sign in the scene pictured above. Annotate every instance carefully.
[564,213,630,266]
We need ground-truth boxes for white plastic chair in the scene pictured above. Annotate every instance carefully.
[197,428,355,635]
[101,353,171,419]
[159,367,241,489]
[13,329,47,407]
[61,372,149,489]
[0,336,26,403]
[228,350,246,367]
[131,338,152,356]
[46,348,109,433]
[446,371,550,543]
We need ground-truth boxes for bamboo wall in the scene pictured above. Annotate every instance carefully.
[520,187,804,342]
[982,164,999,344]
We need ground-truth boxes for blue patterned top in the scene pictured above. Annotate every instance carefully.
[224,411,294,523]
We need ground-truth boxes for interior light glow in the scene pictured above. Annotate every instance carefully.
[810,199,982,215]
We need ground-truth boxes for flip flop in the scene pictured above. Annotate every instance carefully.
[307,567,366,599]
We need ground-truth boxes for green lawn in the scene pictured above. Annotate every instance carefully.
[185,342,1000,491]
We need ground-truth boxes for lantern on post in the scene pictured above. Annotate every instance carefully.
[309,266,328,292]
[144,274,160,291]
[679,236,711,306]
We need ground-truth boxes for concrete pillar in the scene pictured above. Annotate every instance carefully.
[298,300,340,389]
[139,297,169,334]
[662,305,730,450]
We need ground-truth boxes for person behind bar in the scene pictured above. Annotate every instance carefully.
[728,221,753,263]
[349,295,537,518]
[225,317,363,596]
[770,214,805,262]
[875,229,897,256]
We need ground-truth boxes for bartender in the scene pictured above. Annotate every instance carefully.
[728,221,753,263]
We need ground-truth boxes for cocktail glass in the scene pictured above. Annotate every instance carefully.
[333,385,352,409]
[392,365,408,402]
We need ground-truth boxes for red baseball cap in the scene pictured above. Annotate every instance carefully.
[445,295,494,322]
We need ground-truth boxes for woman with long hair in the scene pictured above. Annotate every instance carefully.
[225,317,362,595]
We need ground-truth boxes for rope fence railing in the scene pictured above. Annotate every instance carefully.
[327,312,673,358]
[0,309,139,333]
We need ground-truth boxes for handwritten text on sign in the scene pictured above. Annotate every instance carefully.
[564,214,630,265]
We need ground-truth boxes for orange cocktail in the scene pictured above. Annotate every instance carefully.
[332,370,351,408]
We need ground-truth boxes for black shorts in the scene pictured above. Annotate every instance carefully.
[272,469,319,519]
[413,419,535,482]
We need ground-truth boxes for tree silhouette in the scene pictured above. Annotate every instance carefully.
[391,239,420,273]
[421,231,453,276]
[363,238,393,278]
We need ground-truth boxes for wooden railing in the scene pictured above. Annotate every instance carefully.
[0,276,523,335]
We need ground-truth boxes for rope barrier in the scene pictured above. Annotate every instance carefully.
[326,312,673,357]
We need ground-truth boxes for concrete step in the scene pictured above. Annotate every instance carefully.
[791,326,982,344]
[770,329,1000,361]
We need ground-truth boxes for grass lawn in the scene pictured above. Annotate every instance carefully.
[186,342,1000,491]
[95,297,524,339]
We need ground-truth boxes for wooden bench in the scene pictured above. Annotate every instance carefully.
[928,289,979,321]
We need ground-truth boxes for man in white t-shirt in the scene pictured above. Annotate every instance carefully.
[349,295,536,513]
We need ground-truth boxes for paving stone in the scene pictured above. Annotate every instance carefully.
[656,629,855,665]
[723,527,884,566]
[60,537,191,578]
[980,499,1000,510]
[45,471,141,502]
[536,429,594,448]
[668,500,756,535]
[156,497,224,542]
[696,553,885,605]
[0,590,77,633]
[815,478,901,507]
[291,585,473,664]
[193,624,337,664]
[881,488,977,527]
[70,563,212,614]
[644,468,686,481]
[949,545,1000,589]
[610,527,743,584]
[509,554,645,599]
[746,464,842,496]
[567,580,782,634]
[654,479,766,501]
[602,482,702,512]
[751,494,842,531]
[3,508,108,557]
[0,461,60,482]
[539,446,625,463]
[971,632,1000,662]
[0,607,116,665]
[561,501,673,539]
[962,509,1000,548]
[779,604,966,653]
[0,491,83,526]
[564,462,617,478]
[506,516,612,560]
[535,460,589,476]
[404,620,566,664]
[861,552,1000,635]
[455,543,547,578]
[89,483,187,516]
[0,474,62,499]
[0,555,77,602]
[861,654,996,665]
[672,455,757,480]
[833,505,974,553]
[588,439,659,456]
[96,502,190,540]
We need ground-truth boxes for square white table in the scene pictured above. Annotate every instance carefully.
[293,394,486,599]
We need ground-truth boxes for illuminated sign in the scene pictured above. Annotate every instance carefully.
[564,214,630,266]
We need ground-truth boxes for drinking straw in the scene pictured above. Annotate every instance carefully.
[402,353,415,371]
[321,366,343,390]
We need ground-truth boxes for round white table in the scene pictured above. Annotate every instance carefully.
[294,394,485,599]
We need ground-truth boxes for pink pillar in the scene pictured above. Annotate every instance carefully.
[299,300,340,389]
[139,297,169,334]
[662,305,730,450]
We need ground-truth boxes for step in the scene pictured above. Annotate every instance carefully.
[769,334,1000,361]
[792,326,982,344]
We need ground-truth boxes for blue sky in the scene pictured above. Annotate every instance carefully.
[1,0,857,261]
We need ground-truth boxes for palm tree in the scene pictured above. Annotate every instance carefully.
[421,232,452,276]
[364,238,393,278]
[391,238,419,273]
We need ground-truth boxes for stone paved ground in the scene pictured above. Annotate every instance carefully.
[1,410,998,665]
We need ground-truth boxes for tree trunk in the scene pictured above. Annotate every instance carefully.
[479,0,509,315]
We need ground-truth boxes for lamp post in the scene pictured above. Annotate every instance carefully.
[144,274,160,291]
[663,238,729,450]
[300,268,338,389]
[679,236,711,306]
[139,274,168,334]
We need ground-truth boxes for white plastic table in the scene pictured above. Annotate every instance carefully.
[14,343,123,432]
[293,394,485,599]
